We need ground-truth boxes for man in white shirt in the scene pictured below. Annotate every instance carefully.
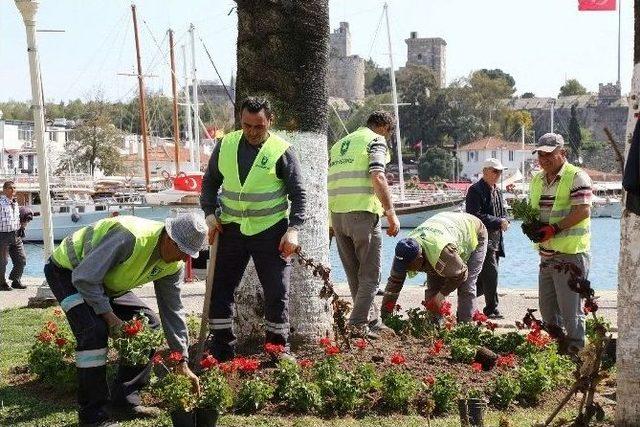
[0,181,26,291]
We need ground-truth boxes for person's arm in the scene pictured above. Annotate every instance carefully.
[200,142,224,220]
[153,268,189,358]
[380,267,407,318]
[71,226,135,325]
[465,185,503,230]
[277,148,306,257]
[368,137,399,236]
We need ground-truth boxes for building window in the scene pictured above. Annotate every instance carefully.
[491,150,497,158]
[475,151,479,162]
[417,53,423,61]
[508,150,514,161]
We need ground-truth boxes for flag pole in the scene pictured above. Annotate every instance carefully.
[618,0,622,86]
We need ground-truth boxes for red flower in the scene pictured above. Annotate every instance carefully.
[583,299,598,314]
[122,319,143,337]
[200,355,218,370]
[390,352,406,365]
[37,331,53,343]
[423,375,435,386]
[526,329,552,348]
[496,353,517,369]
[428,339,445,356]
[219,361,236,374]
[530,320,541,331]
[471,362,483,372]
[168,351,183,363]
[52,308,63,317]
[472,310,488,323]
[325,345,341,356]
[439,301,452,317]
[515,321,525,330]
[264,343,285,355]
[236,357,260,373]
[55,337,68,348]
[45,321,58,334]
[485,321,498,331]
[152,352,164,365]
[384,301,397,312]
[298,359,313,368]
[319,337,332,347]
[423,298,438,313]
[355,338,367,350]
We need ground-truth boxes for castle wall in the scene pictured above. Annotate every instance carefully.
[328,56,365,102]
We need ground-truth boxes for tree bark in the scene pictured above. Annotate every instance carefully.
[616,2,640,424]
[232,0,332,349]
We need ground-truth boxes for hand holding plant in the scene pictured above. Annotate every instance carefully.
[111,314,164,366]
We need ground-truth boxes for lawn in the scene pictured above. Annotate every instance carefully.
[0,307,614,427]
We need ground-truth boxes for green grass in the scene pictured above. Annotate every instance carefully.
[0,307,613,427]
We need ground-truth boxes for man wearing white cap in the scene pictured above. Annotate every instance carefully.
[465,158,509,319]
[526,133,592,352]
[44,214,206,427]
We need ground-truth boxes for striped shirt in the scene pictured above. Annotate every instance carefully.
[368,136,388,173]
[0,195,20,233]
[537,162,592,256]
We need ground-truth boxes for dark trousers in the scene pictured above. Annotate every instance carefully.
[476,248,500,314]
[0,230,26,285]
[208,219,291,361]
[44,260,160,424]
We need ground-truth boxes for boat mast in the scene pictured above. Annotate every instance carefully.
[168,29,180,175]
[384,3,405,201]
[181,44,194,166]
[131,4,150,189]
[189,24,201,172]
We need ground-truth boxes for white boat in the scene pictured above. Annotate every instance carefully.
[383,185,465,228]
[591,195,622,219]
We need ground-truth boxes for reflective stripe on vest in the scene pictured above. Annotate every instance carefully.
[408,212,479,269]
[328,127,390,215]
[51,216,183,295]
[218,130,290,236]
[529,163,591,254]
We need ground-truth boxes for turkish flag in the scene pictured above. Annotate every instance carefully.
[578,0,616,11]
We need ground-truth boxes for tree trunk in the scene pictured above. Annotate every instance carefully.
[616,2,640,424]
[232,0,332,350]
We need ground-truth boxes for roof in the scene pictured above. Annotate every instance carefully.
[458,137,535,152]
[581,167,622,181]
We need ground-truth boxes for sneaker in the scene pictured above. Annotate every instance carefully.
[0,282,12,291]
[11,280,26,289]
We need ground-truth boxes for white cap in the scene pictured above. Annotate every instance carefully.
[165,212,207,258]
[482,158,506,171]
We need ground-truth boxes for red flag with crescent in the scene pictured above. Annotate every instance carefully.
[578,0,616,11]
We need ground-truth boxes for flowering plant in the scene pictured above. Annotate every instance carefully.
[28,317,76,389]
[198,366,233,413]
[111,314,164,366]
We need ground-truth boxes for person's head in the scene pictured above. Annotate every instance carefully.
[240,97,273,145]
[2,181,15,198]
[391,238,423,274]
[366,110,395,140]
[481,158,506,186]
[160,213,207,263]
[533,133,566,174]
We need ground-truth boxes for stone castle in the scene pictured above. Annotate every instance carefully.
[402,32,447,88]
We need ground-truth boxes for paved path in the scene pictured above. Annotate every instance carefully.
[0,273,618,331]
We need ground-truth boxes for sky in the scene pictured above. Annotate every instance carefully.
[0,0,634,104]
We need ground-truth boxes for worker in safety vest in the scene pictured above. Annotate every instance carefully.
[328,111,400,338]
[527,133,592,351]
[45,213,206,427]
[381,212,488,322]
[200,97,305,361]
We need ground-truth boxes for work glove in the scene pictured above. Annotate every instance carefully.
[536,223,561,243]
[521,222,543,243]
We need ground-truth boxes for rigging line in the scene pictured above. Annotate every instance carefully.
[196,29,236,108]
[367,6,385,60]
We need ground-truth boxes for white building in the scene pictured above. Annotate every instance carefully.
[457,137,537,180]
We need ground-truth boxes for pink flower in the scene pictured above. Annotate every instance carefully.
[319,337,332,347]
[355,338,367,350]
[298,359,313,368]
[428,339,445,356]
[390,352,406,365]
[384,301,397,312]
[325,345,341,356]
[200,355,218,370]
[264,343,285,355]
[53,308,63,317]
[526,329,552,348]
[485,321,498,331]
[122,319,143,337]
[236,357,260,373]
[471,362,483,372]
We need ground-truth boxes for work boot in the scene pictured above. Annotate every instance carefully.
[11,280,26,289]
[0,282,12,291]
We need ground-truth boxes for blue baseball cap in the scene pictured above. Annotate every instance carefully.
[391,238,420,274]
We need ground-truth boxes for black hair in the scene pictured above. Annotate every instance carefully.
[3,180,15,190]
[366,110,395,129]
[240,97,273,119]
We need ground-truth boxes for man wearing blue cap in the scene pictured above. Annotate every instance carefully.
[380,212,487,322]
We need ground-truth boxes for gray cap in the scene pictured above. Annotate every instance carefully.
[533,133,564,154]
[165,212,207,258]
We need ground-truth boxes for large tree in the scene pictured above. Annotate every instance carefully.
[417,146,460,181]
[232,0,332,348]
[558,79,587,97]
[617,2,640,424]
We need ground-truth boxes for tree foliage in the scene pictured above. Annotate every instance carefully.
[417,146,461,181]
[521,92,536,99]
[476,69,516,94]
[501,110,533,141]
[364,59,390,95]
[559,79,587,97]
[567,104,583,160]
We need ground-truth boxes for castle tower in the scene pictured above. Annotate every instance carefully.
[405,32,447,88]
[330,22,351,58]
[327,21,364,102]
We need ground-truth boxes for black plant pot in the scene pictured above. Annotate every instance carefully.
[196,408,219,427]
[474,346,498,371]
[458,398,486,427]
[170,409,196,427]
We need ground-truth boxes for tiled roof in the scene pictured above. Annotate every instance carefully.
[458,137,535,151]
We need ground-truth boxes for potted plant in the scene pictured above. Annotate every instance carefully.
[510,198,543,242]
[458,388,487,427]
[153,351,198,427]
[196,355,233,427]
[111,314,164,366]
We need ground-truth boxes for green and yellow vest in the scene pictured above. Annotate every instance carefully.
[408,212,479,270]
[328,127,390,215]
[51,216,183,296]
[529,162,590,254]
[218,130,290,236]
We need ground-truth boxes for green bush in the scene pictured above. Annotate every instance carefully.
[586,316,611,342]
[517,365,552,404]
[28,341,76,391]
[274,358,302,400]
[354,362,382,392]
[381,369,419,411]
[489,374,521,409]
[484,332,525,355]
[313,356,365,413]
[235,378,274,413]
[283,381,322,413]
[431,373,460,414]
[449,338,477,364]
[405,307,438,339]
[382,311,407,334]
[517,347,573,404]
[445,323,490,346]
[198,368,233,413]
[154,372,197,412]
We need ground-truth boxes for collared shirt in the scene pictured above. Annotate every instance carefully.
[367,135,388,174]
[0,195,20,233]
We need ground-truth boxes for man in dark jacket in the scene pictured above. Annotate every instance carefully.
[465,158,509,319]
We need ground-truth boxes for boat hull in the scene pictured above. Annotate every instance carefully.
[382,199,464,229]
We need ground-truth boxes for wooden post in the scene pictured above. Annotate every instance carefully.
[169,29,181,175]
[131,4,150,190]
[194,234,219,366]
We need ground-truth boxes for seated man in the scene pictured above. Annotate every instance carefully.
[381,212,487,322]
